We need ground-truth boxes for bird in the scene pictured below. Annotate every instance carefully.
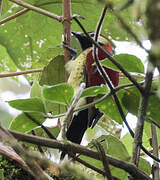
[61,32,119,158]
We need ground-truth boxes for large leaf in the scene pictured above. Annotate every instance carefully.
[121,130,151,155]
[10,112,45,132]
[39,55,65,86]
[1,0,12,15]
[8,98,46,113]
[0,0,146,74]
[96,89,127,124]
[101,54,144,73]
[138,158,151,176]
[30,80,42,98]
[122,86,160,125]
[33,125,60,139]
[43,83,74,105]
[81,85,108,98]
[0,102,13,128]
[80,135,130,180]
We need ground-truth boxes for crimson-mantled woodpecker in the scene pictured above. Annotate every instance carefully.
[65,32,119,146]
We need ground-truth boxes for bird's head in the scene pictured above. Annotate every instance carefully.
[71,31,112,55]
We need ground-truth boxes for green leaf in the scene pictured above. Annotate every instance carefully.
[121,130,151,155]
[96,90,127,124]
[43,83,74,105]
[10,112,45,133]
[39,55,65,86]
[95,135,130,160]
[80,135,130,180]
[0,0,146,75]
[122,87,140,115]
[81,85,108,98]
[33,125,60,139]
[0,169,4,180]
[1,0,12,15]
[101,54,144,73]
[144,121,160,145]
[8,98,46,113]
[122,86,160,125]
[138,158,151,175]
[0,45,17,73]
[30,80,42,98]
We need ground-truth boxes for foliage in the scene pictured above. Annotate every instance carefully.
[0,0,159,179]
[0,155,33,180]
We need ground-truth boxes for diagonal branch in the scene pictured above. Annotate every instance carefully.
[9,0,62,22]
[95,141,113,180]
[24,112,56,140]
[9,130,152,180]
[0,8,29,25]
[0,68,43,78]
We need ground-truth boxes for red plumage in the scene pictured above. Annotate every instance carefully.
[86,44,119,87]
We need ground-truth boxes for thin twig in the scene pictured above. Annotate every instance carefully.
[95,141,113,180]
[147,117,160,129]
[72,16,144,93]
[118,0,134,11]
[70,153,106,176]
[31,130,44,154]
[0,68,43,78]
[61,83,86,140]
[9,130,152,180]
[71,153,119,180]
[0,8,29,25]
[9,0,62,22]
[24,112,56,140]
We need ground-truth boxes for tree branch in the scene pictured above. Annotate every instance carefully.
[96,141,113,180]
[0,8,29,25]
[9,0,62,22]
[0,68,43,78]
[9,130,151,180]
[132,63,154,166]
[62,0,72,81]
